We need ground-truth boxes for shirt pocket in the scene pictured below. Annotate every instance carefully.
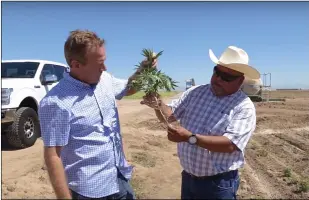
[208,113,232,136]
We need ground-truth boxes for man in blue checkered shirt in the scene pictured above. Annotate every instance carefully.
[142,46,259,199]
[38,30,157,199]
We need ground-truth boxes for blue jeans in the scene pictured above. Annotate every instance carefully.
[70,171,136,200]
[181,170,240,199]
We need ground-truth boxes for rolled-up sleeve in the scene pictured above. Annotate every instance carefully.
[38,98,71,147]
[111,75,128,100]
[223,107,256,151]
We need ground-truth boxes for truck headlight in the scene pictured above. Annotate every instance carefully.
[1,88,13,105]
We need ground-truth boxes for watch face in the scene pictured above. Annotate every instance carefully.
[189,136,197,144]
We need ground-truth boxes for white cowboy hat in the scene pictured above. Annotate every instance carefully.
[209,46,260,79]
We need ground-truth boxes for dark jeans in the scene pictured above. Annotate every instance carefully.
[181,170,240,199]
[70,171,135,200]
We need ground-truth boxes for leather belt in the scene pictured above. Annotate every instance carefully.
[183,170,238,180]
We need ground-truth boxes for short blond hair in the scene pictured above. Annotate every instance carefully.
[64,29,105,67]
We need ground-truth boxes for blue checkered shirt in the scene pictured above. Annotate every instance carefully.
[38,72,133,198]
[168,84,256,176]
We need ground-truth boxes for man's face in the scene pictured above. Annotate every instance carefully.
[71,45,107,85]
[210,65,244,97]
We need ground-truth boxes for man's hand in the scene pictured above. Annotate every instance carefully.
[140,58,158,70]
[126,58,158,96]
[134,58,158,76]
[167,124,192,143]
[140,92,161,109]
[141,94,176,124]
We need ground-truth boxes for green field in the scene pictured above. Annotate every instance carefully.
[123,91,180,99]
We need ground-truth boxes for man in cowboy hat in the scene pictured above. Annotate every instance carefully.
[141,46,259,199]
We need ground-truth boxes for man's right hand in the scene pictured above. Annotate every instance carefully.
[140,92,162,110]
[141,93,177,125]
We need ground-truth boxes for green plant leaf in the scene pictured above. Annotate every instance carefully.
[129,48,178,96]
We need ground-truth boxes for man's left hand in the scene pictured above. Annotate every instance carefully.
[167,124,192,143]
[140,58,158,70]
[127,58,158,96]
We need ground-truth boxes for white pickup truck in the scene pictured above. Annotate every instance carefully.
[1,59,69,148]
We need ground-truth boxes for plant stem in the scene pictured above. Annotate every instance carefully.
[154,96,169,126]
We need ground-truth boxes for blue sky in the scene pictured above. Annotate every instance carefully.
[2,2,309,89]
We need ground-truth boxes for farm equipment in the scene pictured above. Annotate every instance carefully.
[241,73,272,102]
[185,78,196,90]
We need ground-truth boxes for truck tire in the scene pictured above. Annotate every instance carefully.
[6,107,41,148]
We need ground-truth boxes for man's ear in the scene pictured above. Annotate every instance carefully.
[71,60,80,69]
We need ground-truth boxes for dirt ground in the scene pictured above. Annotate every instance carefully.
[2,90,309,199]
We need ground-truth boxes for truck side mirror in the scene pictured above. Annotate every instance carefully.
[42,74,58,85]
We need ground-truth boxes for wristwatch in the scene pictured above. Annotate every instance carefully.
[188,133,197,145]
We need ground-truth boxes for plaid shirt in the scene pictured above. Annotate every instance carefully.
[38,72,132,198]
[168,84,256,176]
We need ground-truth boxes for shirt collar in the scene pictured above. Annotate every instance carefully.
[63,72,94,89]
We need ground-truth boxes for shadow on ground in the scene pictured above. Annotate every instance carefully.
[1,134,20,151]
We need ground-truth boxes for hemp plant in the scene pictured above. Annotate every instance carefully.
[129,48,178,125]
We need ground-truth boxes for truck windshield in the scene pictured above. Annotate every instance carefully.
[1,62,40,78]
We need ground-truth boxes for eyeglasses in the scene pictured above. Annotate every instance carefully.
[213,66,242,82]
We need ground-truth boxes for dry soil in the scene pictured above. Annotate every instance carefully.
[2,90,309,199]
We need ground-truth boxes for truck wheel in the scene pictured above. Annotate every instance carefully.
[6,107,41,148]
